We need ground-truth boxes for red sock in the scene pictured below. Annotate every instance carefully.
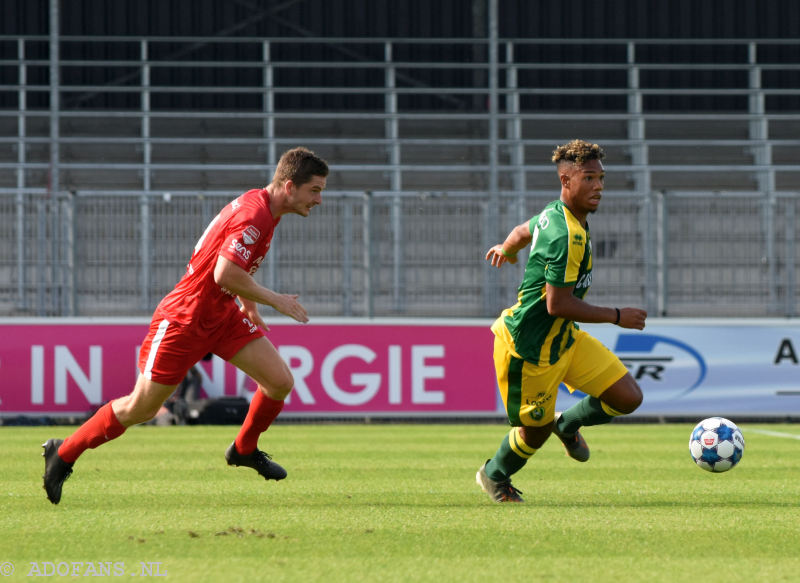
[234,390,284,455]
[58,402,127,463]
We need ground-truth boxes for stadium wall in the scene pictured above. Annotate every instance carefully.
[1,317,799,420]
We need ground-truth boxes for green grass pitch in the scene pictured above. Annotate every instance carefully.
[3,422,799,582]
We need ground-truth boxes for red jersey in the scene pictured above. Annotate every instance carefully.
[156,188,280,330]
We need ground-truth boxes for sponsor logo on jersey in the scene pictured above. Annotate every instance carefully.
[525,391,553,421]
[230,238,251,261]
[575,272,592,289]
[538,214,550,230]
[572,233,584,246]
[242,225,261,245]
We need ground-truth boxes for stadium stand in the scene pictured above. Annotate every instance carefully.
[1,33,799,318]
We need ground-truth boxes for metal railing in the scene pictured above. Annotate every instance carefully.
[2,189,798,318]
[2,36,800,193]
[1,34,799,317]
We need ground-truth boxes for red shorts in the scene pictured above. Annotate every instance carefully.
[137,308,264,385]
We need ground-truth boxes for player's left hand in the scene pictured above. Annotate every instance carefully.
[617,307,647,330]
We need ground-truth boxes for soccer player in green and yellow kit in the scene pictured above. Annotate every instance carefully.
[476,139,647,503]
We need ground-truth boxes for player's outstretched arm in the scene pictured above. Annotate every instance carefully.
[485,222,532,267]
[214,256,309,323]
[546,284,647,330]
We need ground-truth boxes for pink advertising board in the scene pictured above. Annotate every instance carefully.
[0,319,499,417]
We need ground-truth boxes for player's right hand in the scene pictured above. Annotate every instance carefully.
[485,244,517,267]
[239,301,270,331]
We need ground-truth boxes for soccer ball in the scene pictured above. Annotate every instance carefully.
[688,417,745,473]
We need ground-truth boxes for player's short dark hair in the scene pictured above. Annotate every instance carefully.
[273,147,329,187]
[551,139,605,166]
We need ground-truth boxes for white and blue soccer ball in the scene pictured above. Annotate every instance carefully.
[688,417,745,473]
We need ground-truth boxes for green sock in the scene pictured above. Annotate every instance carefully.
[485,428,537,481]
[557,396,618,436]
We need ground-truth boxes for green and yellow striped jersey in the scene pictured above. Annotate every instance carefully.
[492,199,593,365]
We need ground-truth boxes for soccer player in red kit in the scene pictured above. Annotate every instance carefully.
[42,147,329,504]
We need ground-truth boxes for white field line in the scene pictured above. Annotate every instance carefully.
[747,428,800,440]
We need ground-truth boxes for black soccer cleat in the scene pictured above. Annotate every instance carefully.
[42,438,74,505]
[224,442,287,481]
[552,412,590,462]
[475,460,524,503]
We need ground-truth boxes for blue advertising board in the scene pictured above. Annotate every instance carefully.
[563,320,800,417]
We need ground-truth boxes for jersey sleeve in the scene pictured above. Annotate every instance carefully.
[538,213,583,287]
[217,204,264,271]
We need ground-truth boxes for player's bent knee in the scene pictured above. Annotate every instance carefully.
[276,370,294,395]
[629,387,644,412]
[264,384,292,401]
[614,385,643,415]
[260,373,294,401]
[624,380,644,413]
[600,375,643,415]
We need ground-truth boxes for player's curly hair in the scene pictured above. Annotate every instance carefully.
[273,147,329,187]
[551,139,605,166]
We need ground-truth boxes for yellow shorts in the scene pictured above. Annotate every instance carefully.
[493,328,628,427]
